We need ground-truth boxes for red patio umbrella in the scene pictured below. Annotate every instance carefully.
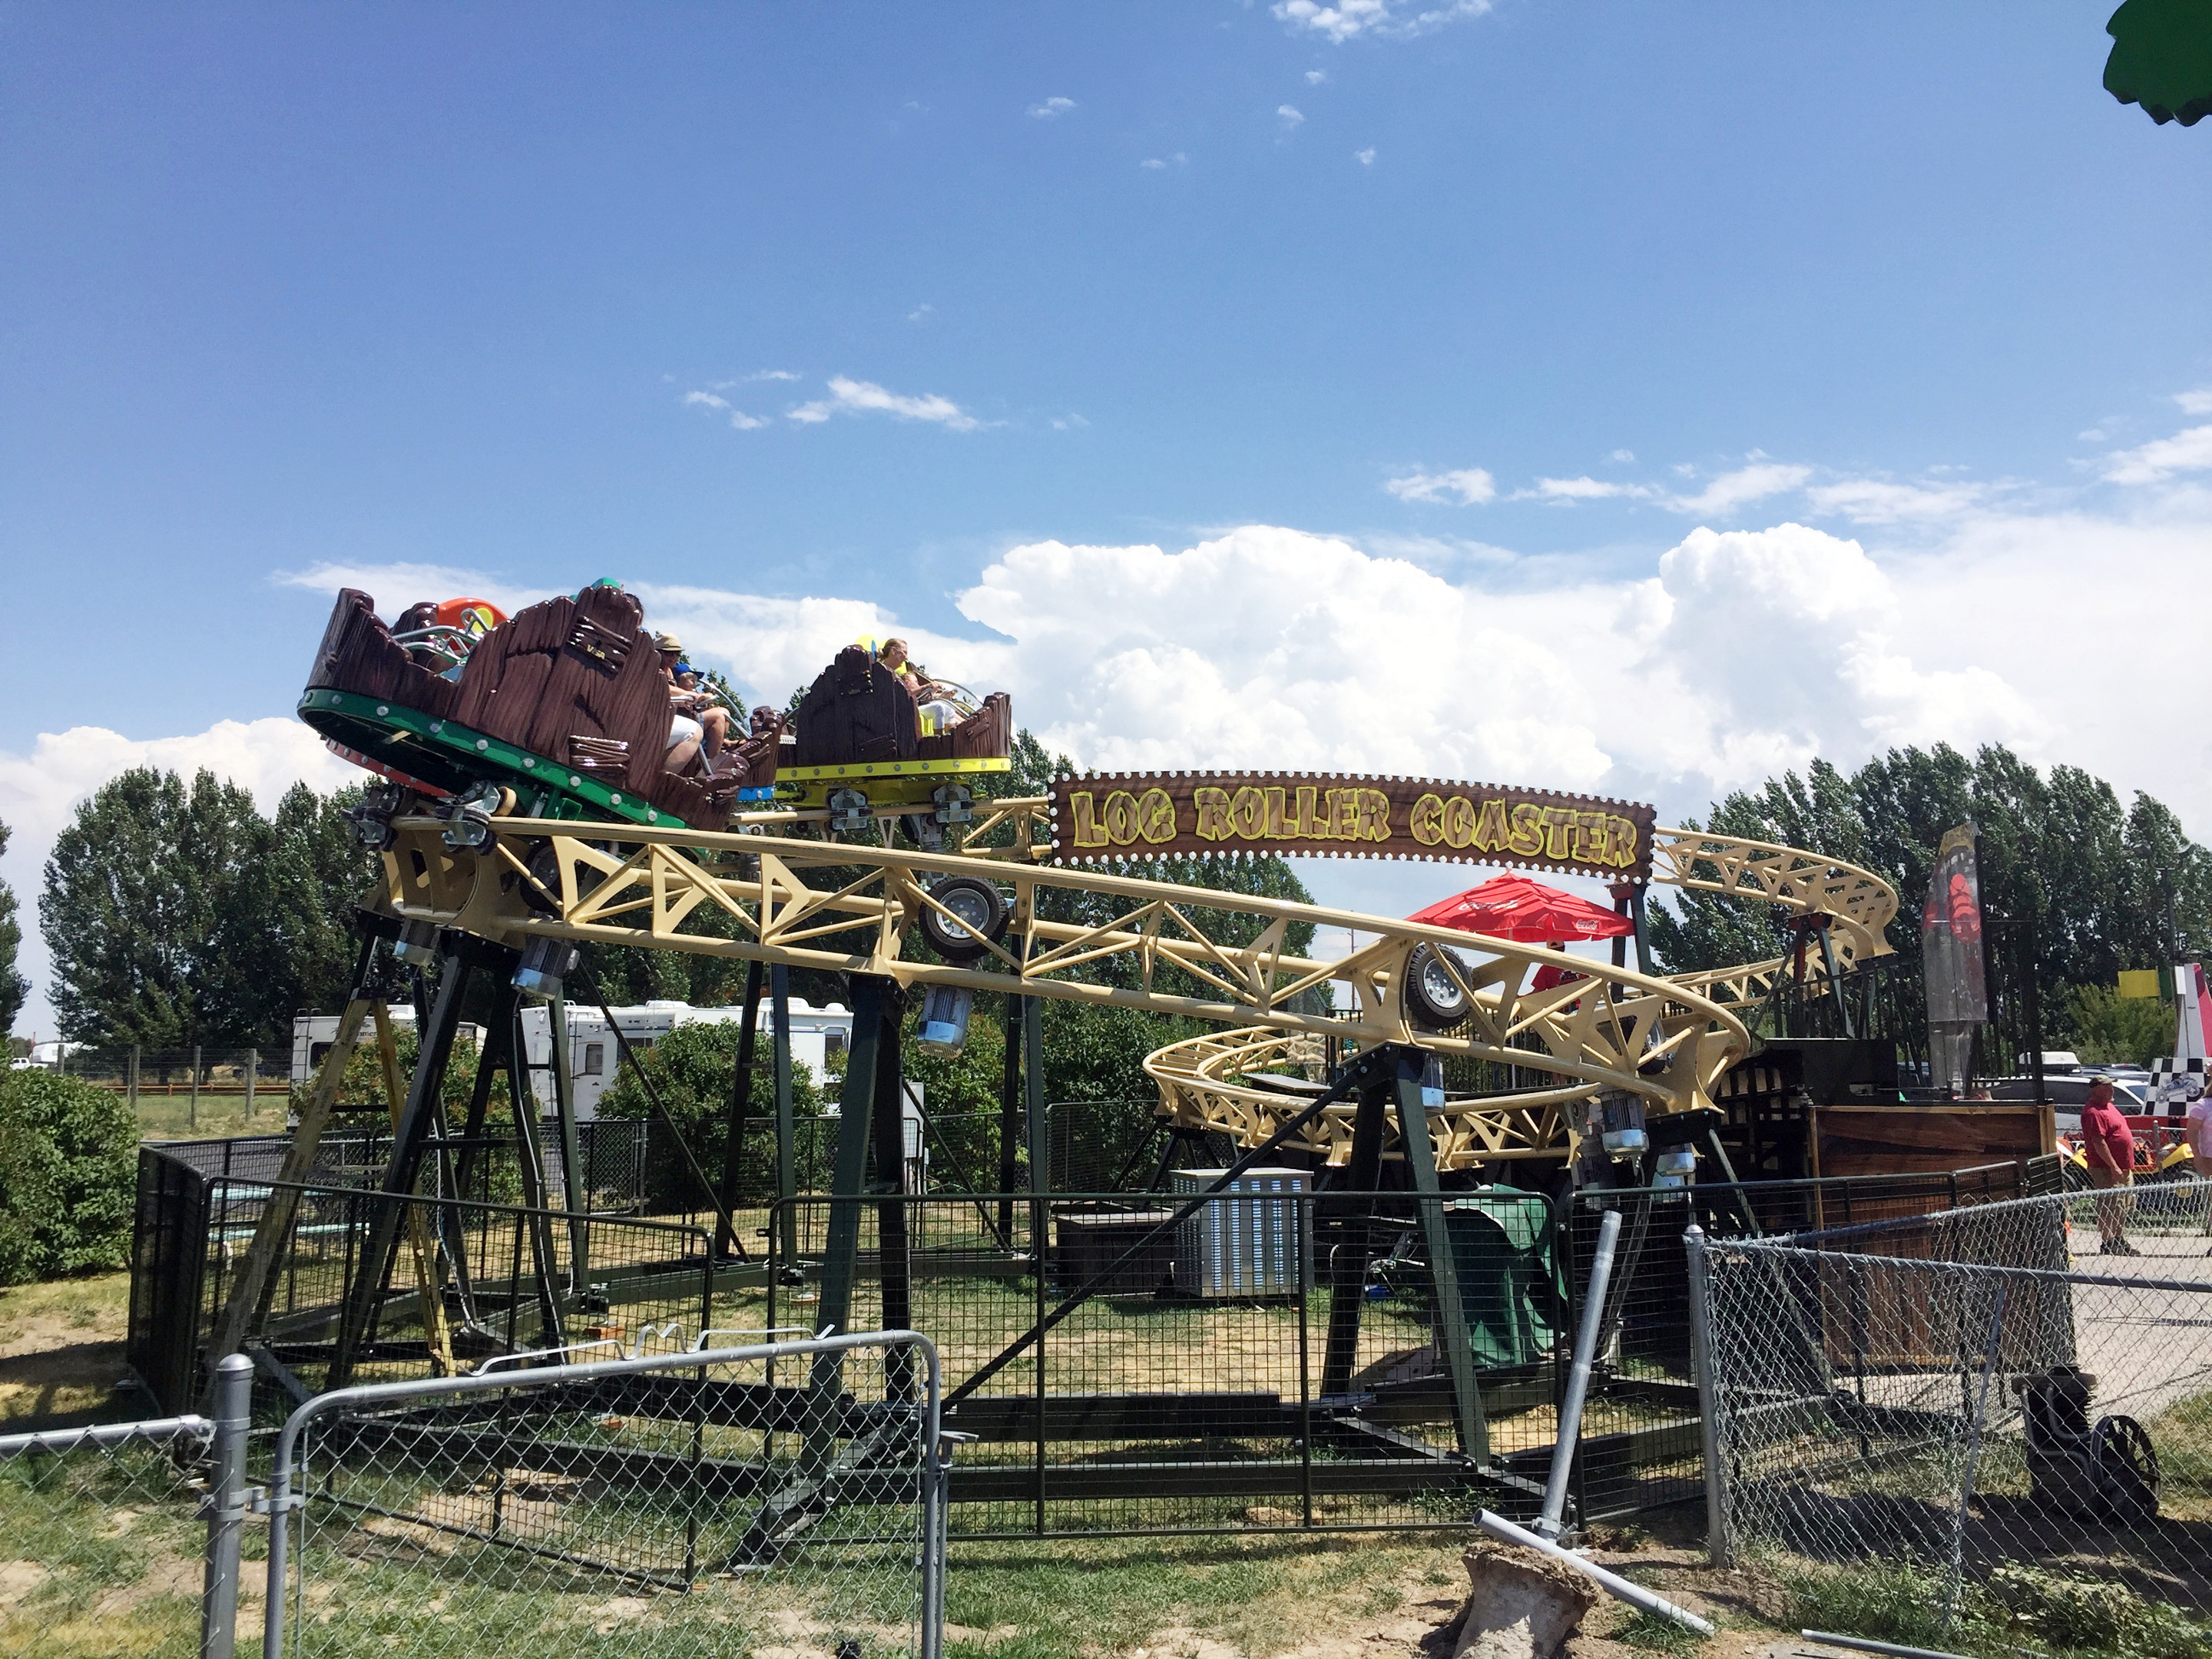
[1406,873,1634,945]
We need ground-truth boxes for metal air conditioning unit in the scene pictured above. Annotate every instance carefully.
[1170,1167,1311,1298]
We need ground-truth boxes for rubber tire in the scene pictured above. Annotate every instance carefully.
[920,876,1008,963]
[1404,942,1472,1030]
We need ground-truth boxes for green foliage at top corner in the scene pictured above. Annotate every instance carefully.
[2106,0,2212,129]
[0,1068,138,1283]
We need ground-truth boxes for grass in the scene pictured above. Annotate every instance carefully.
[939,1532,1468,1659]
[1777,1555,2212,1659]
[0,1270,135,1430]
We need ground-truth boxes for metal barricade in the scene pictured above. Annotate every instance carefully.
[260,1332,945,1659]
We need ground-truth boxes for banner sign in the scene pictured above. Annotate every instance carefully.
[1922,822,1987,1094]
[1044,772,1656,881]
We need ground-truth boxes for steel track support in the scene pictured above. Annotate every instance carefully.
[772,964,796,1270]
[331,943,479,1389]
[1396,1047,1491,1465]
[548,988,588,1290]
[502,995,567,1353]
[714,959,767,1260]
[805,975,891,1471]
[1320,1071,1392,1399]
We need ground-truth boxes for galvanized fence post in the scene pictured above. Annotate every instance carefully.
[200,1352,253,1659]
[1682,1224,1732,1568]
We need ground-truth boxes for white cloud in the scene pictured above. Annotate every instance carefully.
[1140,158,1166,170]
[1277,104,1306,128]
[1385,467,1495,505]
[1609,449,1635,463]
[1802,477,1985,524]
[2176,390,2212,416]
[22,484,2212,1030]
[1354,147,1376,165]
[1273,0,1492,43]
[1050,413,1090,430]
[1306,69,1329,84]
[273,561,556,617]
[683,390,728,410]
[2078,429,2107,442]
[788,376,983,432]
[1028,96,1076,119]
[729,412,770,431]
[2102,425,2212,485]
[746,369,801,383]
[1531,475,1641,501]
[2,719,363,1035]
[1661,462,1811,516]
[907,303,934,323]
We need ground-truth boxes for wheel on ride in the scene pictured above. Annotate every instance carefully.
[920,876,1008,962]
[2092,1414,2159,1522]
[1403,942,1472,1030]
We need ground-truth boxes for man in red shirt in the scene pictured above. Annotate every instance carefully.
[2081,1077,2138,1256]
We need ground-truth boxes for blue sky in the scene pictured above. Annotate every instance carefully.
[5,2,2211,1028]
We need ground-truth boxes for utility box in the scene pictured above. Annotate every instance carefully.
[1170,1167,1311,1298]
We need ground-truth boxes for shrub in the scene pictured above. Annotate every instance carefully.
[0,1069,138,1281]
[598,1021,826,1212]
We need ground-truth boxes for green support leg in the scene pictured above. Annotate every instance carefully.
[1396,1047,1491,1465]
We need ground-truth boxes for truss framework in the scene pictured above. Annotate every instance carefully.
[379,802,1893,1166]
[386,816,1750,1138]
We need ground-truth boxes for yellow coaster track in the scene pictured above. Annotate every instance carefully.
[376,803,1892,1170]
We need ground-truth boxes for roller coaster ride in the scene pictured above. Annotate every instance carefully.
[204,581,1906,1535]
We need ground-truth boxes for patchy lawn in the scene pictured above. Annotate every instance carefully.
[0,1271,135,1432]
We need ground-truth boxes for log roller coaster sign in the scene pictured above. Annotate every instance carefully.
[1045,772,1656,881]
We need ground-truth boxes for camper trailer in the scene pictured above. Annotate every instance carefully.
[517,998,854,1119]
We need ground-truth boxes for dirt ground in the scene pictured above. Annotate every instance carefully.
[0,1271,134,1429]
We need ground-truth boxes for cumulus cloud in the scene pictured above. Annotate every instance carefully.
[1355,147,1376,165]
[1277,104,1306,128]
[1306,69,1329,84]
[1028,96,1076,119]
[1386,467,1495,505]
[729,412,770,430]
[745,369,802,382]
[683,390,728,410]
[788,376,983,432]
[2177,390,2212,416]
[25,486,2212,1026]
[2102,425,2212,485]
[1,719,362,1035]
[1273,0,1492,42]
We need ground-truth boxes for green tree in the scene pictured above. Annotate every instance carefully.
[40,768,379,1048]
[2061,985,2174,1068]
[41,768,270,1046]
[0,820,27,1036]
[1650,743,2212,1048]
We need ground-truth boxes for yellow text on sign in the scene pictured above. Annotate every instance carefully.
[1406,794,1641,868]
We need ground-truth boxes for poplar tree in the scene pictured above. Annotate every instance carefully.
[0,820,26,1037]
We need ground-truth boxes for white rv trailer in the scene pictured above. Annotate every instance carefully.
[518,998,855,1120]
[290,1009,485,1087]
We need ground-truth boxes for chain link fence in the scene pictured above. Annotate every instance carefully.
[1695,1187,2212,1643]
[0,1414,220,1656]
[265,1332,944,1659]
